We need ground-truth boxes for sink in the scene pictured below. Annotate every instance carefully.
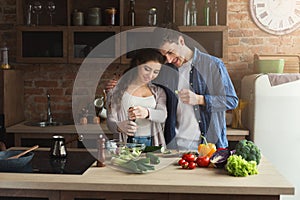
[24,121,73,127]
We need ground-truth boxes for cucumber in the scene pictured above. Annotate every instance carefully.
[143,146,165,153]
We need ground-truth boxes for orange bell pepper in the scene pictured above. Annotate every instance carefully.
[198,135,216,158]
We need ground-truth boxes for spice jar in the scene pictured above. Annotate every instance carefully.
[86,7,101,26]
[104,7,117,26]
[72,9,84,26]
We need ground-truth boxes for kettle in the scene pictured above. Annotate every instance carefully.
[49,135,67,158]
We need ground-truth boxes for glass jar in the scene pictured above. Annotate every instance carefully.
[72,9,84,26]
[105,7,117,26]
[148,7,157,26]
[86,7,101,26]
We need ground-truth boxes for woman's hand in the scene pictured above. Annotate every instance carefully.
[116,120,137,136]
[129,106,149,119]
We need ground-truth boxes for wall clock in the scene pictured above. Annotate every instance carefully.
[249,0,300,35]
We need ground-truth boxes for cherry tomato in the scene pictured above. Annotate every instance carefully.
[188,162,196,169]
[178,159,186,166]
[183,153,196,163]
[181,161,189,169]
[182,153,188,161]
[196,156,210,167]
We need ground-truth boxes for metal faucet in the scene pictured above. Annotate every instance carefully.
[47,94,53,123]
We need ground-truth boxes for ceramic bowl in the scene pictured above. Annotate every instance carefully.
[255,59,285,73]
[0,150,34,172]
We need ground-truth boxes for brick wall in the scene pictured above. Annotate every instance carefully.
[227,0,300,92]
[1,0,300,122]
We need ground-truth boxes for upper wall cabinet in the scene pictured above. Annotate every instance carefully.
[16,0,228,64]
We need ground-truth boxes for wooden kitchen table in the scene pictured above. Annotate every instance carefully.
[0,148,294,200]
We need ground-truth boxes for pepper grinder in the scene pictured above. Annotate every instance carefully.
[127,106,136,143]
[97,134,106,167]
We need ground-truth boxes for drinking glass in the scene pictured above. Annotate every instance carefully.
[47,1,56,25]
[32,1,43,26]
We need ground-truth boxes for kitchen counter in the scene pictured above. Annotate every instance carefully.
[6,121,114,147]
[6,121,249,147]
[0,148,294,200]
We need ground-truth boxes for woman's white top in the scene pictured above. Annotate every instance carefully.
[121,92,156,137]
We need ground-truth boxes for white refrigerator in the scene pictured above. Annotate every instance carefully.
[241,74,300,200]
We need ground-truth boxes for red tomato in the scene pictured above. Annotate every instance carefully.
[188,162,196,169]
[182,153,188,160]
[184,153,196,163]
[181,161,189,169]
[178,159,186,166]
[196,156,210,167]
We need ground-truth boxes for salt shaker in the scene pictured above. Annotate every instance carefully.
[97,134,106,167]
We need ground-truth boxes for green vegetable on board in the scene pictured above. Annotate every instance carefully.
[235,139,261,165]
[225,155,258,177]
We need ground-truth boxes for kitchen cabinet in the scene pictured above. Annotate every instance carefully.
[0,70,24,146]
[16,0,228,64]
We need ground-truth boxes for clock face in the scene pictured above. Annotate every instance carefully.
[250,0,300,35]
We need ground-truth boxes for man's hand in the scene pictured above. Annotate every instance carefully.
[178,89,205,106]
[104,79,118,93]
[116,120,137,136]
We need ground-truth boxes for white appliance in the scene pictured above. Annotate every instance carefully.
[241,74,300,200]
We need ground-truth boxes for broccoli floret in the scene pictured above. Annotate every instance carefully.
[235,139,261,165]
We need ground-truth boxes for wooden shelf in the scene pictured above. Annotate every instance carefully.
[16,0,228,64]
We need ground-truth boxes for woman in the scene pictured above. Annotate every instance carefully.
[106,48,167,147]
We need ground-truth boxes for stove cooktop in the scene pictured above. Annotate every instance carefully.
[29,150,96,175]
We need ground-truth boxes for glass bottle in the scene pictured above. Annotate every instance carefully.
[1,44,10,69]
[128,0,135,26]
[213,0,219,26]
[183,0,190,26]
[26,4,32,26]
[162,0,172,28]
[190,0,197,26]
[204,0,210,26]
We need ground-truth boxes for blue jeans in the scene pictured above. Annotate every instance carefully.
[133,136,152,146]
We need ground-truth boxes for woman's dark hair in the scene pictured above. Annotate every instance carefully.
[111,48,166,108]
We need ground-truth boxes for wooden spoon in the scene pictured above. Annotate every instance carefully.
[6,145,39,160]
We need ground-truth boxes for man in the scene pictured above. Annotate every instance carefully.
[106,27,238,150]
[152,27,238,150]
